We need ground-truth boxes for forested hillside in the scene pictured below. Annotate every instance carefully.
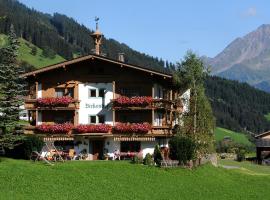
[205,76,270,134]
[1,0,270,135]
[0,0,174,71]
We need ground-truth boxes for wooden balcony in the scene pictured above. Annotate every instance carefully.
[111,98,173,111]
[23,124,173,137]
[24,98,80,110]
[256,139,270,147]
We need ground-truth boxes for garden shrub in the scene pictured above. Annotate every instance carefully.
[236,148,246,162]
[169,136,196,165]
[143,153,154,166]
[5,135,44,159]
[153,145,162,166]
[131,154,143,164]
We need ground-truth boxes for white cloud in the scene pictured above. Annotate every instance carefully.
[242,7,257,17]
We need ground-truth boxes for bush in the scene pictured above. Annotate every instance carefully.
[169,136,196,165]
[131,154,143,164]
[5,135,44,159]
[236,148,246,162]
[143,153,154,166]
[153,145,162,166]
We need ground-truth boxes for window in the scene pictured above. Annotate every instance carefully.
[98,115,105,124]
[89,115,96,124]
[67,88,74,98]
[98,88,105,97]
[89,89,97,98]
[55,88,65,97]
[120,141,141,152]
[120,88,141,97]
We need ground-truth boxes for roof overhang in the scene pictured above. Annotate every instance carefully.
[22,54,172,79]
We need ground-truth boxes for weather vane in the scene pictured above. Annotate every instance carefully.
[95,16,99,31]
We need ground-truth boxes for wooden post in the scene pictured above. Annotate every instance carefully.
[112,81,116,127]
[152,85,155,126]
[74,81,79,100]
[113,109,115,126]
[35,81,38,99]
[35,110,38,126]
[170,90,173,100]
[112,81,115,99]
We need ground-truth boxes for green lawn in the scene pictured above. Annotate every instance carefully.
[215,127,252,146]
[264,113,270,121]
[0,158,270,200]
[0,34,65,68]
[219,159,270,175]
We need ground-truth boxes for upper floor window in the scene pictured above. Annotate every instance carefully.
[88,115,106,124]
[55,88,65,98]
[89,89,97,98]
[67,88,74,98]
[98,88,105,98]
[89,115,97,124]
[120,88,141,97]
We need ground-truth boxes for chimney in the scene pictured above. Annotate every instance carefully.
[118,53,125,62]
[91,17,103,55]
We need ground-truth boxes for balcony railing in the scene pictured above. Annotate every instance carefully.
[111,96,173,110]
[24,123,172,136]
[256,139,270,147]
[25,97,80,110]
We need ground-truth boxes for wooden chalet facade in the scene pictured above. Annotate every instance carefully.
[255,131,270,163]
[22,22,185,160]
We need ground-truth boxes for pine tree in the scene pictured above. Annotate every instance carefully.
[173,51,215,157]
[0,24,25,148]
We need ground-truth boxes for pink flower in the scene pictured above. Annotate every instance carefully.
[113,122,151,134]
[114,96,153,107]
[37,97,74,107]
[36,123,73,134]
[75,124,111,133]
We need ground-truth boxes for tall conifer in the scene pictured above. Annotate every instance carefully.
[0,24,25,148]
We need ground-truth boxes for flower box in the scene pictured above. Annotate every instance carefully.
[36,123,73,134]
[36,96,74,107]
[114,96,153,107]
[113,122,151,134]
[75,124,112,133]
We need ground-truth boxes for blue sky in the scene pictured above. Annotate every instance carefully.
[19,0,270,63]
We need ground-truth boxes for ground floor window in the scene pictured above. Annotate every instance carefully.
[120,141,141,152]
[54,141,74,151]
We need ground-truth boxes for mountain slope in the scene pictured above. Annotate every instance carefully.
[0,0,170,72]
[206,24,270,92]
[0,34,65,69]
[205,76,270,134]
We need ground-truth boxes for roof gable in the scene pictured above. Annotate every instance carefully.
[22,54,172,78]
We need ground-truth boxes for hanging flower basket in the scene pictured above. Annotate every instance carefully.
[36,96,74,107]
[75,124,112,133]
[36,123,73,134]
[113,122,151,134]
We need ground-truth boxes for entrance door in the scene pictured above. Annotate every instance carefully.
[92,140,104,160]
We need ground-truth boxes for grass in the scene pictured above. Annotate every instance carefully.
[264,113,270,121]
[219,159,270,175]
[0,158,270,200]
[215,127,252,146]
[0,34,65,68]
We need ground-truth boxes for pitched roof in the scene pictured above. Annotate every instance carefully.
[255,130,270,139]
[22,53,172,78]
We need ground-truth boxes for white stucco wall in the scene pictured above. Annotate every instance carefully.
[104,138,120,154]
[141,141,156,157]
[74,137,92,160]
[78,83,113,125]
[38,83,42,98]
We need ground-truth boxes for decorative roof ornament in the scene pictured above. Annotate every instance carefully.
[91,16,103,55]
